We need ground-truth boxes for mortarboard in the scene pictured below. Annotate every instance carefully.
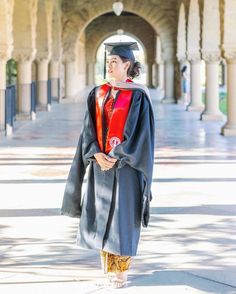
[103,42,139,78]
[104,42,139,61]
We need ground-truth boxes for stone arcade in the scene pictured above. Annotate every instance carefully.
[0,0,236,136]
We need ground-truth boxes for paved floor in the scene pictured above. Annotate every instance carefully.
[0,89,236,294]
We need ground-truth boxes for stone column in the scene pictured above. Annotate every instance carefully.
[157,61,165,99]
[187,0,202,110]
[64,60,78,99]
[60,63,65,100]
[143,63,148,85]
[221,58,236,136]
[147,63,153,88]
[162,60,175,103]
[201,54,223,120]
[187,59,204,111]
[87,62,95,86]
[152,62,158,88]
[49,60,59,102]
[177,1,187,105]
[158,61,164,90]
[16,57,33,119]
[37,58,50,111]
[0,58,6,135]
[223,61,227,87]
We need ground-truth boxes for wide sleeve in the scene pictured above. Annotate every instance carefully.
[60,87,101,218]
[108,90,155,227]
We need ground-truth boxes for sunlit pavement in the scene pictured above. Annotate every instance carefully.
[0,90,236,294]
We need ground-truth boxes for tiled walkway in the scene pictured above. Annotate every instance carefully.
[0,90,236,294]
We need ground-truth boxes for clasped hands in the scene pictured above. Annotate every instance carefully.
[94,152,117,171]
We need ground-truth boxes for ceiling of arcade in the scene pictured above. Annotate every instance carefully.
[61,0,182,61]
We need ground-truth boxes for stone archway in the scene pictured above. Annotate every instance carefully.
[85,12,156,87]
[62,0,177,61]
[61,0,178,100]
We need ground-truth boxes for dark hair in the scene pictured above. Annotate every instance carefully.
[120,56,141,79]
[181,65,187,74]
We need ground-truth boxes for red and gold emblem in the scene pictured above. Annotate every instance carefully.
[109,136,121,148]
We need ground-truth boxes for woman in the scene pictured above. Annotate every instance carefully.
[181,65,190,106]
[61,42,155,288]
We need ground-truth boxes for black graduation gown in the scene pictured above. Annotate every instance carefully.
[60,86,155,256]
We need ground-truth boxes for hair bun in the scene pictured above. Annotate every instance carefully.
[128,61,141,79]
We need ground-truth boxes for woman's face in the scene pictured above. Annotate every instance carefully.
[106,55,130,81]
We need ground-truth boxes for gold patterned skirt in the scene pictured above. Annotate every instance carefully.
[100,250,131,273]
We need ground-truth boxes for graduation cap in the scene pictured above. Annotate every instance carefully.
[103,42,139,79]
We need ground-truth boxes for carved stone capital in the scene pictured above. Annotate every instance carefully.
[163,60,175,66]
[36,51,50,63]
[223,50,236,64]
[13,49,35,62]
[176,53,186,62]
[202,51,221,63]
[50,59,60,64]
[50,55,60,63]
[0,52,9,61]
[157,60,164,65]
[62,53,76,63]
[187,52,201,62]
[0,45,12,61]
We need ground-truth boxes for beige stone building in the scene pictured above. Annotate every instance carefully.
[0,0,236,136]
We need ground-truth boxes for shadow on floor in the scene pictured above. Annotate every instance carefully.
[128,270,236,293]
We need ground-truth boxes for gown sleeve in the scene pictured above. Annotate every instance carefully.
[108,90,155,227]
[60,87,101,218]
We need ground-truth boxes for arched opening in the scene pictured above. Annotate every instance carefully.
[84,11,157,89]
[6,59,17,86]
[5,59,17,133]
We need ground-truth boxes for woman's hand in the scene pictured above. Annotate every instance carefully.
[94,152,117,171]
